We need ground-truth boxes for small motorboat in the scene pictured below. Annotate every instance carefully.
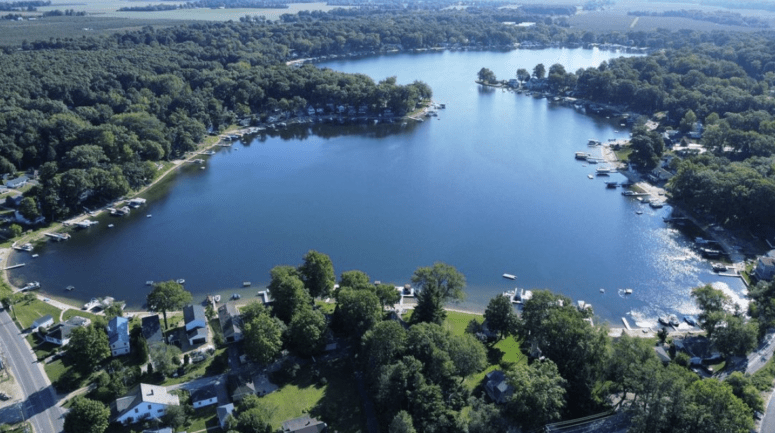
[176,279,186,284]
[65,285,74,291]
[146,281,154,286]
[242,282,251,287]
[711,263,726,272]
[231,293,241,300]
[213,295,221,303]
[624,288,633,295]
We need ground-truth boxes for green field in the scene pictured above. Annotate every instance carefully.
[12,298,61,330]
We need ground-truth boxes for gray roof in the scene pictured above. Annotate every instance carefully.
[31,315,53,328]
[217,404,234,428]
[114,384,179,418]
[184,304,206,326]
[187,327,207,342]
[191,384,217,403]
[218,303,243,340]
[142,315,163,345]
[108,316,130,346]
[282,415,327,433]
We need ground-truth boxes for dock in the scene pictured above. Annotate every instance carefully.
[621,317,632,331]
[44,232,71,241]
[73,219,98,228]
[3,263,25,270]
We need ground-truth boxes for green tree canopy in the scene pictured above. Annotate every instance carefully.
[146,281,193,330]
[285,303,327,357]
[299,250,336,299]
[67,324,110,374]
[506,360,567,431]
[64,396,110,433]
[334,287,382,340]
[483,294,519,340]
[243,308,284,365]
[410,262,466,325]
[477,67,497,84]
[267,266,311,323]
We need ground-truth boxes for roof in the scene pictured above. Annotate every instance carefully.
[115,384,179,418]
[65,316,90,327]
[217,404,234,428]
[760,257,775,267]
[5,176,28,187]
[228,374,256,400]
[108,316,130,345]
[484,370,513,403]
[191,384,218,403]
[184,304,206,325]
[31,315,53,328]
[187,327,207,342]
[143,428,173,433]
[141,315,163,345]
[218,303,243,340]
[282,415,327,433]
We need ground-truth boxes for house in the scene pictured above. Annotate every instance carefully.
[107,316,131,357]
[184,304,207,346]
[281,415,327,433]
[229,374,256,402]
[191,384,218,409]
[654,346,671,364]
[113,383,180,425]
[218,303,243,343]
[755,257,775,281]
[217,404,234,429]
[184,304,206,331]
[484,370,513,404]
[141,315,164,347]
[44,316,91,346]
[5,176,28,189]
[30,315,54,330]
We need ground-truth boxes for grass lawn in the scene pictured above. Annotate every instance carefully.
[161,348,229,387]
[443,310,482,337]
[183,404,220,432]
[315,300,336,315]
[261,358,365,433]
[614,146,633,162]
[62,308,100,323]
[12,298,62,330]
[26,333,60,360]
[44,359,68,384]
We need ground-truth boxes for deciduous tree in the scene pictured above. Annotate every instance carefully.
[64,396,110,433]
[483,295,518,340]
[410,262,466,325]
[67,325,110,374]
[146,281,192,330]
[299,250,335,299]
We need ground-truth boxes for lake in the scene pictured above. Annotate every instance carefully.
[9,47,748,326]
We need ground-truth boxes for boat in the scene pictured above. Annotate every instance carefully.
[605,181,618,188]
[108,224,114,228]
[669,315,680,327]
[146,214,152,218]
[635,211,643,215]
[624,288,633,295]
[600,288,605,293]
[127,198,146,208]
[700,248,721,258]
[20,281,40,291]
[65,285,74,291]
[31,254,39,258]
[502,273,517,280]
[588,139,601,146]
[231,293,241,300]
[658,316,670,326]
[213,295,221,303]
[649,202,664,209]
[586,158,598,164]
[146,280,154,286]
[684,315,698,326]
[596,167,614,174]
[575,152,588,160]
[622,191,636,196]
[242,281,251,287]
[83,298,100,310]
[19,243,33,252]
[587,174,594,179]
[176,279,185,284]
[712,263,726,272]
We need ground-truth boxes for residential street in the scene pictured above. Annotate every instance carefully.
[0,308,65,432]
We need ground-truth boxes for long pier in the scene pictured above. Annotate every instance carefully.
[3,263,25,270]
[45,232,71,241]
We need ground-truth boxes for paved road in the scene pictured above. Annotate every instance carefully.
[0,308,65,432]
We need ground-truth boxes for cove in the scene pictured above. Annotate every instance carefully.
[9,48,747,326]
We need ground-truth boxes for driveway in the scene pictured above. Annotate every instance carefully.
[0,308,65,432]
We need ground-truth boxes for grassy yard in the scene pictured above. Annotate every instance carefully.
[160,348,229,386]
[43,359,68,384]
[183,404,220,432]
[11,298,62,330]
[614,146,633,162]
[315,300,336,315]
[26,333,60,360]
[62,308,100,323]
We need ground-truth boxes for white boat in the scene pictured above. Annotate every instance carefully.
[65,285,74,291]
[146,280,154,286]
[21,281,40,291]
[176,279,185,284]
[242,281,251,287]
[599,288,605,293]
[108,224,114,228]
[146,214,152,218]
[711,263,726,272]
[83,298,100,310]
[31,254,39,258]
[213,295,221,303]
[624,288,633,295]
[502,273,517,280]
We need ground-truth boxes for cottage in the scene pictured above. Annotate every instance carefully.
[113,383,180,425]
[282,415,327,433]
[756,257,775,281]
[5,176,28,189]
[30,315,54,331]
[484,370,513,404]
[191,384,218,409]
[107,316,131,357]
[218,303,243,343]
[184,304,208,346]
[217,404,234,429]
[44,316,91,346]
[141,315,164,347]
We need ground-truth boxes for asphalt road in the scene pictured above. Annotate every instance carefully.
[0,308,65,432]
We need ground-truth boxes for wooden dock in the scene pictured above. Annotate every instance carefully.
[3,263,25,270]
[45,232,71,241]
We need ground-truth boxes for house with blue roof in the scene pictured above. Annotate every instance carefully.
[108,316,131,357]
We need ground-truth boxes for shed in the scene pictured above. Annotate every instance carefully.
[31,315,54,330]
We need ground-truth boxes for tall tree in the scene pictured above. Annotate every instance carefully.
[334,287,382,340]
[67,325,110,374]
[243,310,284,365]
[506,360,567,431]
[516,68,530,83]
[146,281,192,330]
[64,397,110,433]
[533,63,546,79]
[389,410,417,433]
[285,303,327,357]
[299,250,335,299]
[410,262,466,325]
[483,295,519,340]
[267,271,311,324]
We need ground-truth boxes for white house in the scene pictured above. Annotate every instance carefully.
[191,384,218,409]
[113,383,180,425]
[30,315,54,331]
[5,176,28,189]
[44,316,91,346]
[107,316,131,357]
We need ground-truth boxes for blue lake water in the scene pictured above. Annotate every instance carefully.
[10,48,747,326]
